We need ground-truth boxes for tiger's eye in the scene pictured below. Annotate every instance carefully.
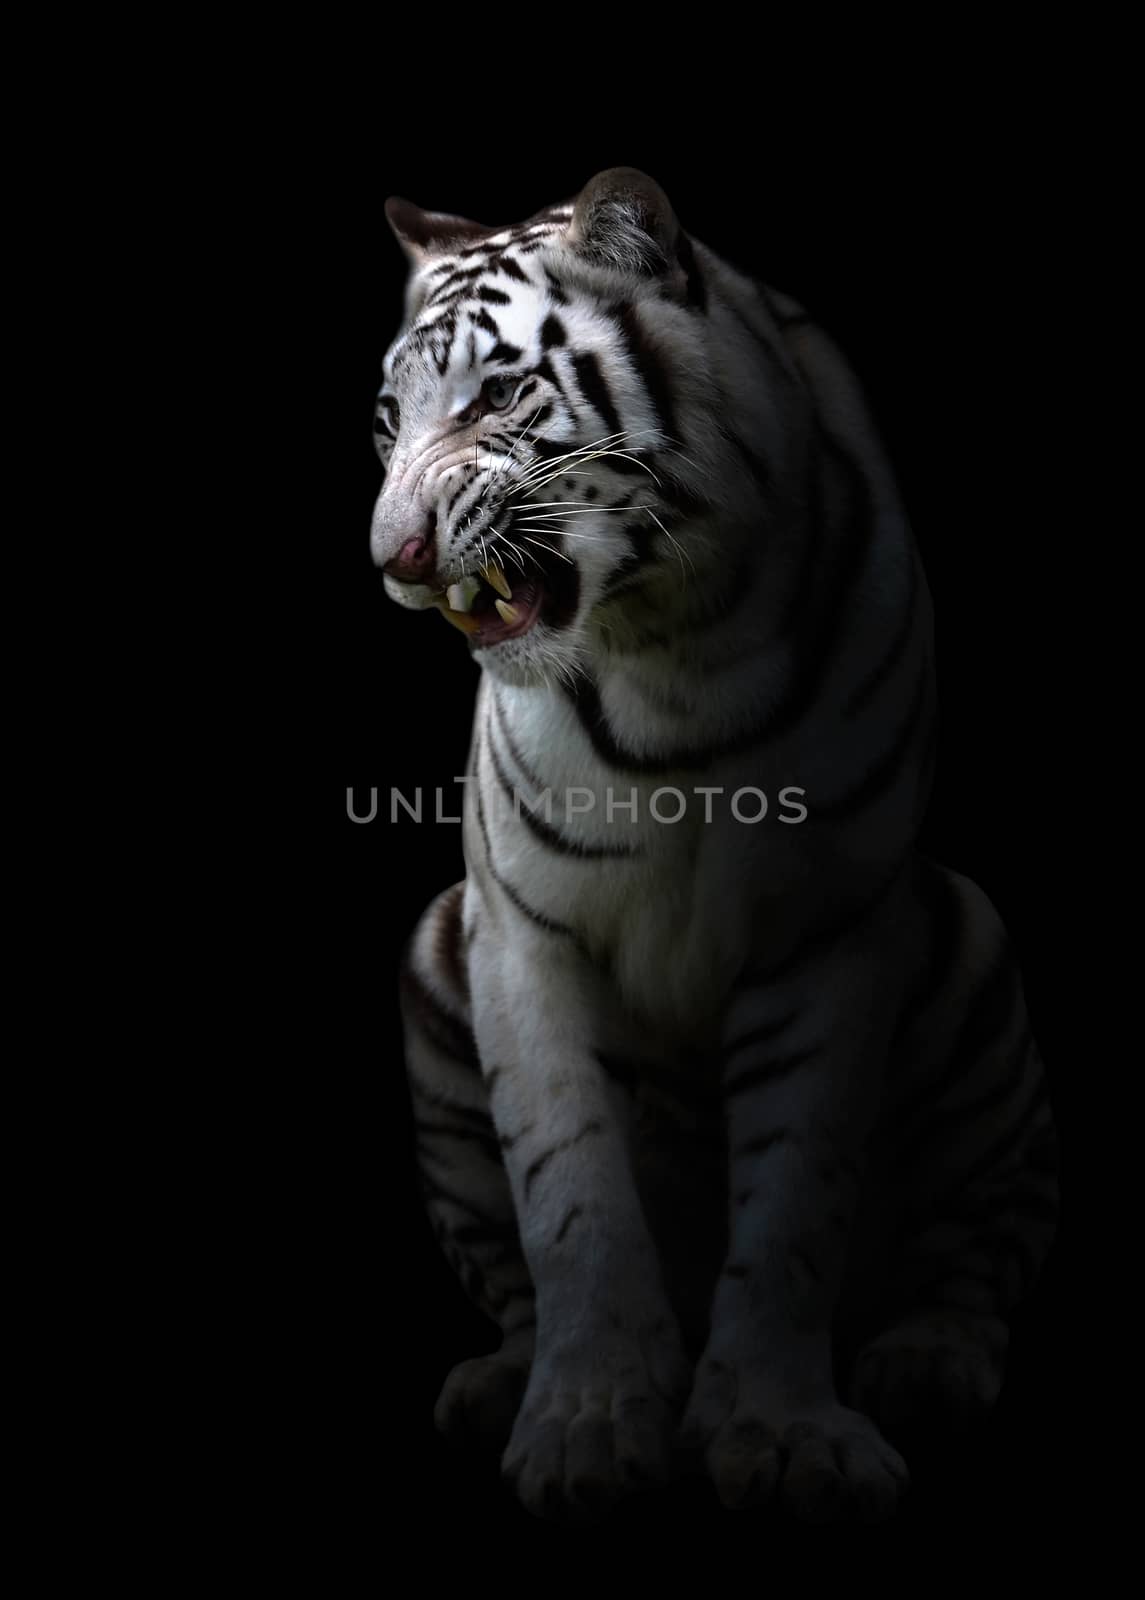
[485,379,518,411]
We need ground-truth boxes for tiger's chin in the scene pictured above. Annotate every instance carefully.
[471,593,551,682]
[472,615,585,688]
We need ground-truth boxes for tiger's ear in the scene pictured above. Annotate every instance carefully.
[384,196,492,266]
[567,168,681,279]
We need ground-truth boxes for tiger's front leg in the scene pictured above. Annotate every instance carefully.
[468,920,690,1519]
[683,900,911,1522]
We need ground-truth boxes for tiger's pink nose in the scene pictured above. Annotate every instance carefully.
[383,522,437,582]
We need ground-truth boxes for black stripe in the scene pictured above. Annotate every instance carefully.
[541,549,580,632]
[437,882,470,1003]
[812,665,930,820]
[754,282,810,383]
[599,517,659,600]
[720,283,801,393]
[563,672,728,774]
[612,302,679,444]
[766,425,878,742]
[469,307,500,336]
[486,722,639,860]
[490,689,546,793]
[429,325,459,375]
[541,315,566,349]
[533,354,568,406]
[544,269,569,305]
[772,426,837,636]
[937,1081,1050,1204]
[936,951,1022,1104]
[429,286,488,315]
[774,309,813,328]
[676,232,707,312]
[497,1119,534,1151]
[518,401,552,438]
[485,341,521,365]
[604,549,755,641]
[451,1219,517,1247]
[733,1129,792,1160]
[726,427,772,491]
[399,964,478,1069]
[894,860,963,1035]
[724,1045,819,1099]
[482,428,518,452]
[447,473,475,515]
[428,265,483,301]
[602,446,657,480]
[418,1171,497,1224]
[524,437,568,463]
[495,255,529,282]
[565,640,897,774]
[723,1009,799,1060]
[477,286,511,305]
[572,351,624,437]
[555,1205,584,1243]
[475,784,587,951]
[914,1028,1035,1147]
[523,1120,604,1197]
[410,1083,491,1130]
[593,1050,639,1093]
[415,1115,500,1152]
[789,1247,823,1284]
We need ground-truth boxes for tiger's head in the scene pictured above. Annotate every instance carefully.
[370,168,789,686]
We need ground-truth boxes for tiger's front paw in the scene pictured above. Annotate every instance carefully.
[502,1328,688,1520]
[682,1360,909,1522]
[434,1339,533,1451]
[849,1311,1007,1435]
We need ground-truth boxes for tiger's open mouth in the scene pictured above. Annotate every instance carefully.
[385,514,574,649]
[436,557,547,647]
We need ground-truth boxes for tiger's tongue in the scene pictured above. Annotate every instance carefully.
[470,579,542,643]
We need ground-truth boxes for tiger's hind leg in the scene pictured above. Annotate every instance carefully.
[848,1130,1058,1436]
[401,882,535,1451]
[848,866,1059,1437]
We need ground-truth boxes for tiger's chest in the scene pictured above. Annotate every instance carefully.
[467,679,806,1035]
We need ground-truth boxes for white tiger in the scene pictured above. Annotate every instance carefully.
[370,168,1057,1521]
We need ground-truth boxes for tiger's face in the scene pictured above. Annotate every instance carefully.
[370,169,721,687]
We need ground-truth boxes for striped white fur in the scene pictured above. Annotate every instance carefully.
[378,170,1057,1520]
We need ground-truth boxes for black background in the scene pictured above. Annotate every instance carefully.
[253,92,1081,1564]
